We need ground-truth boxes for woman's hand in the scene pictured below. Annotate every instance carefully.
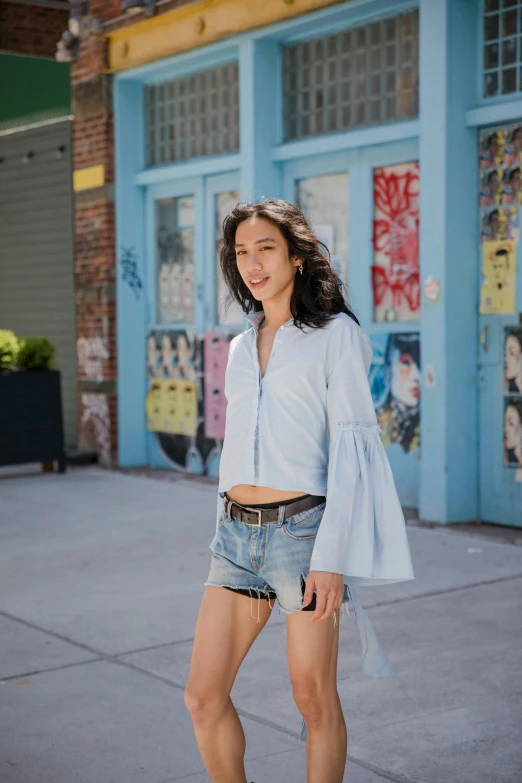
[302,570,344,622]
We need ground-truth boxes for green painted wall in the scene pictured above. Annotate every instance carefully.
[0,53,70,128]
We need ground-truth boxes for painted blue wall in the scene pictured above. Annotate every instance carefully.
[114,79,148,467]
[418,0,479,522]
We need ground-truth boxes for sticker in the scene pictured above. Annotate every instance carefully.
[424,364,436,388]
[480,240,516,315]
[424,276,440,302]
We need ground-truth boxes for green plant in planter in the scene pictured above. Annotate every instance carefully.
[0,330,20,370]
[17,337,56,370]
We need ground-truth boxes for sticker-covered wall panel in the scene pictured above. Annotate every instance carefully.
[479,125,521,250]
[503,326,522,468]
[145,327,238,475]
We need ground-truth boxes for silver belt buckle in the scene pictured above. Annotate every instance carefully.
[244,505,263,527]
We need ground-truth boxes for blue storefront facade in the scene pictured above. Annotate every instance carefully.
[112,0,522,527]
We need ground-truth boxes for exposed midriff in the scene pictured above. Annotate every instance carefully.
[225,484,311,505]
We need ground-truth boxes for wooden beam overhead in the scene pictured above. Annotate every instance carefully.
[106,0,347,73]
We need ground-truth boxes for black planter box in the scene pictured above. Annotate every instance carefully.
[0,369,66,472]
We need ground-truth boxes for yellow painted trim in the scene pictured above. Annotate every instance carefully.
[107,0,348,73]
[73,164,105,192]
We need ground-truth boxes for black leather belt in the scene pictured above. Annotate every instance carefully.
[223,492,326,527]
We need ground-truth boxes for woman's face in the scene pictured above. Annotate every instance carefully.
[490,213,500,235]
[505,335,522,379]
[390,349,421,407]
[504,405,522,449]
[511,170,521,192]
[235,216,299,304]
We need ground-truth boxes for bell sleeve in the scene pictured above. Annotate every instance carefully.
[309,321,414,586]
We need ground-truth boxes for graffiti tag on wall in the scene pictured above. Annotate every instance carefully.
[371,163,420,323]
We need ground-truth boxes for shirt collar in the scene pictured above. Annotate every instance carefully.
[246,311,265,328]
[245,311,294,330]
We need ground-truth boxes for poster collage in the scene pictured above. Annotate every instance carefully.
[145,328,236,475]
[479,124,519,315]
[504,326,522,468]
[480,124,522,471]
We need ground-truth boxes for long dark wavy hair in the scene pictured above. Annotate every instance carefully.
[219,199,359,330]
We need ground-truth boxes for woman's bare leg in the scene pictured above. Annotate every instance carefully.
[184,586,273,783]
[286,609,346,783]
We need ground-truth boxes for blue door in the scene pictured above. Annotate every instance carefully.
[283,141,421,510]
[144,171,241,473]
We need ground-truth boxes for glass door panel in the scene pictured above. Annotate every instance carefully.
[295,173,349,287]
[155,193,196,324]
[215,189,243,326]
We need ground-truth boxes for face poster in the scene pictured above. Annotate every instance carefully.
[369,332,421,453]
[371,162,420,323]
[504,327,522,395]
[503,396,522,468]
[480,240,516,314]
[479,124,522,244]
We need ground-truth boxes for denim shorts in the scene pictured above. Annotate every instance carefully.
[204,491,350,620]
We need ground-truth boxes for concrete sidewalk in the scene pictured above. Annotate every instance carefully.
[0,467,521,783]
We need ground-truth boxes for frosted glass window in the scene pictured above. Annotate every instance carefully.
[145,62,239,166]
[283,10,418,141]
[483,1,522,98]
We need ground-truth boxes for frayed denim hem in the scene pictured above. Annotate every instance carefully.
[204,581,279,622]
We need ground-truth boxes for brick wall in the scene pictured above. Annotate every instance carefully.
[0,2,67,58]
[72,0,194,466]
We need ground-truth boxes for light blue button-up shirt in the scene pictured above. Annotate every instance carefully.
[216,309,414,741]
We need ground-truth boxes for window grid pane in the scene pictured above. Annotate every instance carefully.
[145,62,239,167]
[283,9,419,142]
[483,1,522,98]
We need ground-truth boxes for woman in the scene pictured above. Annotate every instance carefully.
[184,200,414,783]
[505,329,522,394]
[504,399,522,467]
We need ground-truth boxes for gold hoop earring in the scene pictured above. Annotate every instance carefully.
[298,262,304,275]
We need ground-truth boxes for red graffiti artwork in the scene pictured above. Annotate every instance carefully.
[372,163,420,316]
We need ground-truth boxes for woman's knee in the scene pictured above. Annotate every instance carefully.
[291,676,337,727]
[184,682,229,725]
